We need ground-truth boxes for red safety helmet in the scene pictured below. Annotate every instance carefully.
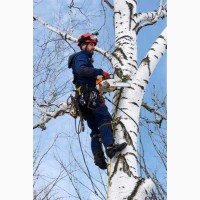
[77,33,98,47]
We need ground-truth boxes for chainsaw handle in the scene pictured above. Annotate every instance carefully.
[96,76,103,85]
[96,74,114,85]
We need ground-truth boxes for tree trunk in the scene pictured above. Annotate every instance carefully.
[107,1,167,199]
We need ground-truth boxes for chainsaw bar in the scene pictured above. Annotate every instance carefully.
[96,79,131,92]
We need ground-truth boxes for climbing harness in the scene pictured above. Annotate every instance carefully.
[66,74,136,134]
[87,90,98,109]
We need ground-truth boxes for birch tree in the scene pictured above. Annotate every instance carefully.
[33,0,167,199]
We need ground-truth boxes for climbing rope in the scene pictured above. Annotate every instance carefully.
[103,95,139,129]
[77,133,107,199]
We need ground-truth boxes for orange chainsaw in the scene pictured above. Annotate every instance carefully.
[96,74,131,93]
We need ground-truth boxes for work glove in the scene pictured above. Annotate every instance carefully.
[102,71,110,79]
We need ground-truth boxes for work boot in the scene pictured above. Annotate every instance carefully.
[94,152,107,170]
[106,142,127,159]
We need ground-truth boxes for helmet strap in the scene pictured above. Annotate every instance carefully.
[80,43,85,50]
[80,43,90,51]
[80,42,87,50]
[85,43,89,51]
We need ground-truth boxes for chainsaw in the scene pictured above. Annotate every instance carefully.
[96,74,131,93]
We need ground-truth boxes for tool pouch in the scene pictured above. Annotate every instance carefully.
[76,86,103,110]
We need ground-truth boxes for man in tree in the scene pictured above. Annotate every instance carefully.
[68,33,127,170]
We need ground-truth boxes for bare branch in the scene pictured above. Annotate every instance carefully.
[33,15,77,43]
[133,5,167,33]
[34,15,114,62]
[142,102,167,120]
[33,102,70,130]
[33,134,60,176]
[104,0,114,10]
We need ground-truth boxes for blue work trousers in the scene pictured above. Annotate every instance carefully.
[79,98,114,155]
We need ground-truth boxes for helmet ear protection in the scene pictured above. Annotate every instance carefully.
[77,33,98,47]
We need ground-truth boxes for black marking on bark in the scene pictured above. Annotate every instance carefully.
[115,47,128,60]
[113,92,120,100]
[112,52,123,65]
[128,52,134,55]
[128,63,137,70]
[114,68,123,79]
[133,22,140,34]
[158,35,165,40]
[109,154,137,186]
[117,121,133,146]
[124,152,137,160]
[132,131,137,138]
[124,72,132,80]
[154,55,159,59]
[129,87,135,91]
[113,88,124,116]
[137,84,144,90]
[133,0,137,4]
[150,48,155,51]
[126,1,134,30]
[127,178,145,200]
[122,155,133,177]
[135,23,140,34]
[143,79,149,84]
[122,42,130,45]
[133,59,137,64]
[114,11,121,15]
[116,35,133,43]
[121,107,128,111]
[109,155,121,185]
[132,17,137,24]
[127,62,135,67]
[141,56,151,76]
[130,102,139,107]
[113,89,139,129]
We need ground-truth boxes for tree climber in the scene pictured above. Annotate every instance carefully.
[68,33,127,170]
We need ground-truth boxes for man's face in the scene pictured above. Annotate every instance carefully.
[82,43,96,54]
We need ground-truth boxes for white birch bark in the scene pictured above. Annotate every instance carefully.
[107,1,167,200]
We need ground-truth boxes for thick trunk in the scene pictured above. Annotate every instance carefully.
[107,1,166,200]
[107,1,140,199]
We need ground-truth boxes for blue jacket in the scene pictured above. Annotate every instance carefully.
[68,51,103,87]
